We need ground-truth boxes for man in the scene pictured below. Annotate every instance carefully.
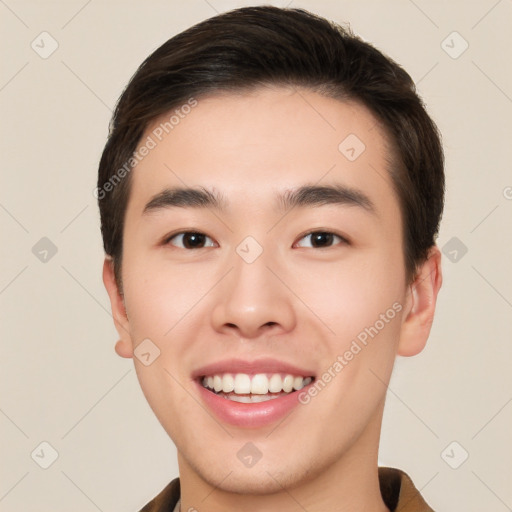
[98,6,444,511]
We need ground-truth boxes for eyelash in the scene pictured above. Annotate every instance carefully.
[163,230,350,249]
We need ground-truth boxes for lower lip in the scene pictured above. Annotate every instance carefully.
[195,379,313,428]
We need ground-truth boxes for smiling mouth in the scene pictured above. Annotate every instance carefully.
[200,373,314,403]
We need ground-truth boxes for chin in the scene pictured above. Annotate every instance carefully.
[197,458,315,496]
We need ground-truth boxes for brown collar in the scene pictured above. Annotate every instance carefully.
[139,467,434,511]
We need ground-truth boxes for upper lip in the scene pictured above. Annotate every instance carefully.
[192,357,316,379]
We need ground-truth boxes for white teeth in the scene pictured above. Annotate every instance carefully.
[248,394,274,403]
[233,395,252,403]
[268,374,282,393]
[293,376,304,390]
[234,373,251,394]
[222,374,234,393]
[250,374,268,395]
[213,375,223,392]
[224,393,283,403]
[282,375,294,392]
[201,372,314,395]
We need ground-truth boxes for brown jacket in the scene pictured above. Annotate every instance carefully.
[139,467,434,511]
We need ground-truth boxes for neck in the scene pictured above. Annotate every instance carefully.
[177,406,390,512]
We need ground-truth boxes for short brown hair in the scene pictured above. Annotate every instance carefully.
[97,6,444,289]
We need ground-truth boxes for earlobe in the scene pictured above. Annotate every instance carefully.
[397,246,443,357]
[102,257,134,359]
[114,339,133,358]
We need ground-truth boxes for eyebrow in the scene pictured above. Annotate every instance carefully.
[142,184,377,216]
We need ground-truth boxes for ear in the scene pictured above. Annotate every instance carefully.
[398,245,443,357]
[102,257,134,358]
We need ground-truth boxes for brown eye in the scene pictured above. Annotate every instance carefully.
[166,232,215,249]
[295,231,348,248]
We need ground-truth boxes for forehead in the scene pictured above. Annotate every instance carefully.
[127,87,399,221]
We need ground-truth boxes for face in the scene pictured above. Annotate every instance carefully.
[104,86,442,495]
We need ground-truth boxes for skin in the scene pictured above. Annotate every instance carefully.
[103,86,442,512]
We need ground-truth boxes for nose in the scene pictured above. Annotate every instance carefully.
[210,248,297,339]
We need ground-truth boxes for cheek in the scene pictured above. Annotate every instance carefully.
[123,260,209,436]
[292,253,405,347]
[123,253,216,339]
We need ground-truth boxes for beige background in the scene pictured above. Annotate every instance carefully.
[1,0,511,510]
